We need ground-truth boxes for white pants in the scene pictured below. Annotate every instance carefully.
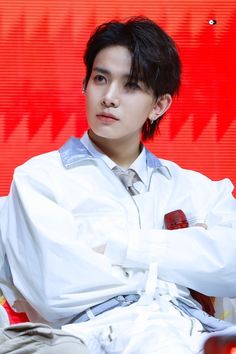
[63,301,227,354]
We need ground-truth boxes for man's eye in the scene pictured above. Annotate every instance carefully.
[125,82,140,90]
[94,75,106,84]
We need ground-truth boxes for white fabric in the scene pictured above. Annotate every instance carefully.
[215,297,236,324]
[0,305,9,328]
[0,197,7,277]
[64,301,203,354]
[0,133,236,336]
[62,301,236,354]
[0,197,9,328]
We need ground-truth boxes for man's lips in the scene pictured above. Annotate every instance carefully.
[96,112,119,122]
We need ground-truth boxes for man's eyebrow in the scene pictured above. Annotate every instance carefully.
[93,67,110,75]
[93,66,130,80]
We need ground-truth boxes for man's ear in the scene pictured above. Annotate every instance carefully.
[82,78,86,94]
[154,94,172,118]
[149,94,172,122]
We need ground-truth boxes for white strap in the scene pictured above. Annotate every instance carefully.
[139,262,158,305]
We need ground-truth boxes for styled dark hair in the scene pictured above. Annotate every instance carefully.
[84,16,181,140]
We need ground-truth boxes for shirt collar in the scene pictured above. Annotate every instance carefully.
[80,132,148,184]
[80,132,117,170]
[59,133,172,180]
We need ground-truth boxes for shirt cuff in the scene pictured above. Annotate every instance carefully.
[105,230,168,268]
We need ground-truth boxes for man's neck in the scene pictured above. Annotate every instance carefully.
[88,130,142,169]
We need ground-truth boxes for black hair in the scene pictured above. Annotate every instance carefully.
[84,16,181,140]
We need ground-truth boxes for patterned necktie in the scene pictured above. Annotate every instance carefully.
[112,166,140,196]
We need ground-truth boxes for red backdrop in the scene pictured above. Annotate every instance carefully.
[0,0,236,195]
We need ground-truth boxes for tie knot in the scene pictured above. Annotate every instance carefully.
[112,167,140,195]
[125,169,139,186]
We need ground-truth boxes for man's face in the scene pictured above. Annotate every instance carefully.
[85,45,156,143]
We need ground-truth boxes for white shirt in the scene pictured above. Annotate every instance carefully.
[81,132,148,193]
[0,133,236,328]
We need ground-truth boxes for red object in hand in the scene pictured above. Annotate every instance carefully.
[164,209,215,316]
[164,209,189,230]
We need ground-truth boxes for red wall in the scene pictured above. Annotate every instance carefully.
[0,0,235,195]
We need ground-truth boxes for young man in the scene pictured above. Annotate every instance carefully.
[0,17,236,354]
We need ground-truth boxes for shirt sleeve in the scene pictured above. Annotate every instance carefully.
[105,178,236,297]
[0,197,7,274]
[1,164,130,324]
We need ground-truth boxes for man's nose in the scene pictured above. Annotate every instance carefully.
[101,85,120,108]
